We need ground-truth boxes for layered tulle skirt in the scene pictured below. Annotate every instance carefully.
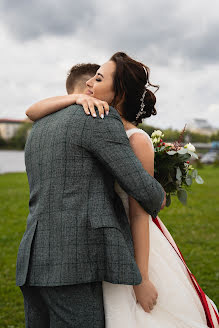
[102,216,218,328]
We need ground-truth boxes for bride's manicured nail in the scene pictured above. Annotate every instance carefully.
[92,113,97,117]
[101,114,104,119]
[106,111,109,116]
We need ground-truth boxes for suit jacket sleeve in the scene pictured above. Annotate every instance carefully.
[81,106,165,218]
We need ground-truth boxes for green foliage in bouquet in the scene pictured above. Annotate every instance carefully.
[151,128,204,207]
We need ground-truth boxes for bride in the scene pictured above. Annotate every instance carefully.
[26,52,218,327]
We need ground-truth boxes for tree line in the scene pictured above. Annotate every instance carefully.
[0,122,219,150]
[139,124,219,143]
[0,122,32,150]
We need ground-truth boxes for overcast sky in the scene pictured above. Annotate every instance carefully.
[1,0,219,129]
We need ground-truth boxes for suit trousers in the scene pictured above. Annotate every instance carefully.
[20,282,105,328]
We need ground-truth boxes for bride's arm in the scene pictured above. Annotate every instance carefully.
[25,94,109,121]
[26,95,78,121]
[128,133,158,312]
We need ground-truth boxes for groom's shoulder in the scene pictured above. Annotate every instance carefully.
[65,104,122,125]
[66,105,121,120]
[62,104,85,117]
[107,106,122,121]
[54,104,89,123]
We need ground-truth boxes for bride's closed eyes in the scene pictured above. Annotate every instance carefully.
[85,61,116,104]
[96,72,104,82]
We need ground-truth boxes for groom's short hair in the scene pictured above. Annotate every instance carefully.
[66,63,100,94]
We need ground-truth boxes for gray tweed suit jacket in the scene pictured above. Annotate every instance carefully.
[16,105,164,287]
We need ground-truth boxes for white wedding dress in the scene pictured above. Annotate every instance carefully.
[102,128,218,328]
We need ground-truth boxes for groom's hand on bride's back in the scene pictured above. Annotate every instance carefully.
[77,97,166,212]
[160,189,166,210]
[76,97,167,213]
[133,279,158,313]
[75,94,109,118]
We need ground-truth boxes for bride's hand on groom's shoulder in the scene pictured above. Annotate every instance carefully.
[133,279,158,313]
[75,94,109,118]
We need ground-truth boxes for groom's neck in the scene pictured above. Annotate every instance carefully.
[69,87,86,95]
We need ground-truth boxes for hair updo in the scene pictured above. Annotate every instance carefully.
[110,52,159,124]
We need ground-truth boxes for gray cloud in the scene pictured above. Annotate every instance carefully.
[0,0,96,40]
[1,0,219,129]
[85,0,219,66]
[1,0,219,66]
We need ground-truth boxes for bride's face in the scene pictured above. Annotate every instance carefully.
[86,61,115,104]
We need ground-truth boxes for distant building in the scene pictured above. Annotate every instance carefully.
[0,118,29,140]
[187,119,218,136]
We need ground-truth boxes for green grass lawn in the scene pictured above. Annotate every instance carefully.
[0,166,219,327]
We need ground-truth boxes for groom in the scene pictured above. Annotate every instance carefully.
[16,63,165,327]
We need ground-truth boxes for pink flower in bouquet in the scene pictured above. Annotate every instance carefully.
[165,142,175,149]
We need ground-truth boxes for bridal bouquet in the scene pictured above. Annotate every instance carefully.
[151,129,204,207]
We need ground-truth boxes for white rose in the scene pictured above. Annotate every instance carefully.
[151,130,164,138]
[152,137,158,144]
[151,131,156,138]
[184,143,196,152]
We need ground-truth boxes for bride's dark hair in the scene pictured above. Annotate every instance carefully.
[110,52,159,124]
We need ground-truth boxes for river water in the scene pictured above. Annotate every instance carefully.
[0,150,25,174]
